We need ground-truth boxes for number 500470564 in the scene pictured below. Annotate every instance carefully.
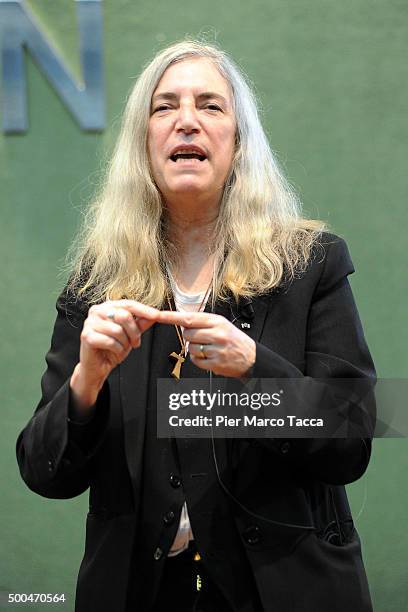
[7,593,66,604]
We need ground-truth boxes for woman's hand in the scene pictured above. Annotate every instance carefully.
[70,300,159,413]
[157,311,256,377]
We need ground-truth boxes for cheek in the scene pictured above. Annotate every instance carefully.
[216,130,236,169]
[147,121,167,156]
[147,131,166,180]
[217,124,236,152]
[147,130,158,159]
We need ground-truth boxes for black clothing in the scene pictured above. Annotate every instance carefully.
[151,541,235,612]
[16,233,375,611]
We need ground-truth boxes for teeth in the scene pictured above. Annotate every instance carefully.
[174,149,204,155]
[170,151,206,162]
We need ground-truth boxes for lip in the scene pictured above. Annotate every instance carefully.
[168,144,208,159]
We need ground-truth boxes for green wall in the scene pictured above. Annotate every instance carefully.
[1,0,407,609]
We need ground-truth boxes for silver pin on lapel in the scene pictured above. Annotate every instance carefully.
[241,322,251,329]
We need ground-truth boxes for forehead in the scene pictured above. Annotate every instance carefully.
[152,57,233,102]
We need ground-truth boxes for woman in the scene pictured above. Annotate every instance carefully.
[16,41,375,611]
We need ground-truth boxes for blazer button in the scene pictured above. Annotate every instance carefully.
[163,511,175,525]
[280,441,291,455]
[243,525,262,545]
[169,473,182,488]
[47,459,54,472]
[153,547,163,561]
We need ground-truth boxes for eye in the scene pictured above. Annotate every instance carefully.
[152,104,172,113]
[205,103,222,112]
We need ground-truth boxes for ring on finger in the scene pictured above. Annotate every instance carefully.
[199,344,207,360]
[107,310,116,322]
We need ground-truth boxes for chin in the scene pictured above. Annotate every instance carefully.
[169,179,208,194]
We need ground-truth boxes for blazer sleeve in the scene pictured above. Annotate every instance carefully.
[252,236,376,485]
[16,289,110,499]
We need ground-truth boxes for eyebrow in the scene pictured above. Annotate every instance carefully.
[152,91,229,105]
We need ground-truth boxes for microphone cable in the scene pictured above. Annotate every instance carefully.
[208,369,371,533]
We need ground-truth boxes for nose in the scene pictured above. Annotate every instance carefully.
[174,103,200,134]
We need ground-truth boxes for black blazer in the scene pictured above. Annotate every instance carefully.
[16,233,376,612]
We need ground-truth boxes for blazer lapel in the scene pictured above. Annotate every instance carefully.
[119,324,154,512]
[215,293,270,344]
[203,293,271,479]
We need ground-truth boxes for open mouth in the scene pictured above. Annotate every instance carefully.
[170,152,207,162]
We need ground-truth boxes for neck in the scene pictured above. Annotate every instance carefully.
[164,214,218,294]
[162,195,223,293]
[164,205,219,256]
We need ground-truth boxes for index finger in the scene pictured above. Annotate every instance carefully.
[107,300,161,320]
[156,310,216,328]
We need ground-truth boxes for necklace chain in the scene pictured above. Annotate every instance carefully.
[167,275,212,379]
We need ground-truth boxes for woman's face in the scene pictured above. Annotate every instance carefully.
[148,57,236,206]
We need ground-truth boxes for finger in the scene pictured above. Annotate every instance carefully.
[136,317,157,333]
[113,300,161,321]
[188,342,215,360]
[183,322,232,345]
[81,328,130,358]
[189,352,215,372]
[94,300,160,324]
[92,300,161,320]
[98,304,157,342]
[182,329,215,344]
[86,319,131,351]
[157,310,216,328]
[101,307,141,348]
[88,313,131,348]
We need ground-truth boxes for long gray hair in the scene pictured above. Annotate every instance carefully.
[66,40,325,307]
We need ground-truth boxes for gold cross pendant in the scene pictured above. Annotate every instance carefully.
[169,351,185,380]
